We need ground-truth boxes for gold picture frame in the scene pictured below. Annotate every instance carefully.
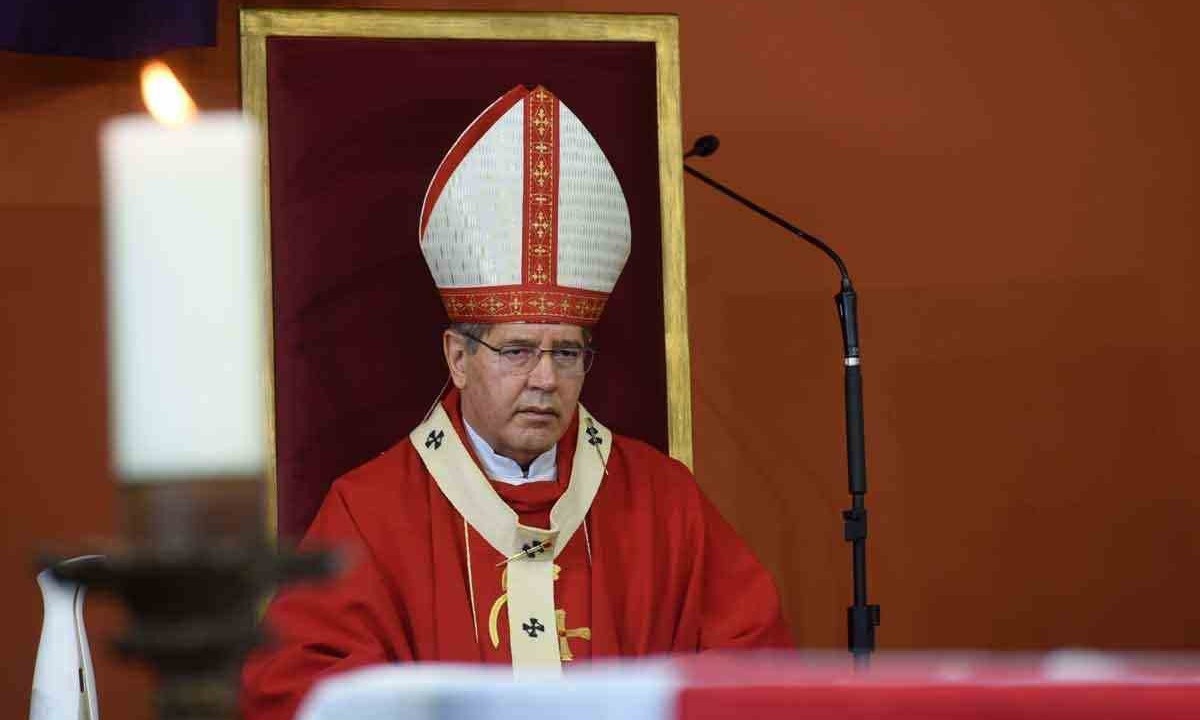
[239,9,692,539]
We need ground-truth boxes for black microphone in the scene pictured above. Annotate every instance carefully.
[683,135,879,664]
[684,134,720,158]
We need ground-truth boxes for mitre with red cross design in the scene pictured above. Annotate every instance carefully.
[419,85,632,327]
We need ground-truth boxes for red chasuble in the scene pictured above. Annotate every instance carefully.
[241,389,792,720]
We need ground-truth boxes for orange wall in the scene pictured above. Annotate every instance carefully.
[2,1,1197,718]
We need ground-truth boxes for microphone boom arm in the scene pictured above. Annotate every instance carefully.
[684,139,880,663]
[682,165,851,284]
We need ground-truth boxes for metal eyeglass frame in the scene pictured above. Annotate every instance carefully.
[458,332,597,376]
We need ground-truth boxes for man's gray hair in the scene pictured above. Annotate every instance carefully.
[449,322,593,354]
[449,322,493,354]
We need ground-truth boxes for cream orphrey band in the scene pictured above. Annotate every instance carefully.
[419,85,632,326]
[411,405,611,678]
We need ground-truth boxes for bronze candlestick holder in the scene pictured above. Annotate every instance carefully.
[49,477,333,720]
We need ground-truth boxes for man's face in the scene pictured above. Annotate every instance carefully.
[445,322,587,466]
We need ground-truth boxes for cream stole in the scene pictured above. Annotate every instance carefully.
[411,405,610,677]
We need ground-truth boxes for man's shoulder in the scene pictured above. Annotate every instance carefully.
[327,434,426,500]
[609,431,687,469]
[608,431,699,492]
[304,435,434,541]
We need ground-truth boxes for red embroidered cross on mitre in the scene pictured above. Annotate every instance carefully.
[419,85,631,327]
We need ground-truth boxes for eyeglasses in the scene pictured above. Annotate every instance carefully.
[460,333,596,376]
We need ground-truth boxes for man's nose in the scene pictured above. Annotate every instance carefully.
[526,351,559,390]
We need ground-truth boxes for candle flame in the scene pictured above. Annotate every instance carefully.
[140,61,197,126]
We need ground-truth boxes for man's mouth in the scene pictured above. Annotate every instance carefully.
[515,407,558,418]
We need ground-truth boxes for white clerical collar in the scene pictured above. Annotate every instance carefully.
[463,419,557,485]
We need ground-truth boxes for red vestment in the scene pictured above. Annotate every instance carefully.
[241,390,792,720]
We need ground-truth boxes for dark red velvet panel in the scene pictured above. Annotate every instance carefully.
[266,37,666,539]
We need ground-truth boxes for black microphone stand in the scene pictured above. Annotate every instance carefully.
[683,135,880,665]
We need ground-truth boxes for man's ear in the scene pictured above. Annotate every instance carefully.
[443,330,469,389]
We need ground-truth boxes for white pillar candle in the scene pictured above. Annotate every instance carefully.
[100,65,266,482]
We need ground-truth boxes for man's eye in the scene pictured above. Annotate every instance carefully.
[551,348,582,360]
[499,347,535,361]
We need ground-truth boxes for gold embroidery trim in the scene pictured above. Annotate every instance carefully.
[525,86,557,287]
[441,288,607,324]
[487,566,508,649]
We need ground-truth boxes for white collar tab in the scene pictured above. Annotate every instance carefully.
[464,420,557,485]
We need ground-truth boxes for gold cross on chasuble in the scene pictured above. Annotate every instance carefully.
[556,608,592,661]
